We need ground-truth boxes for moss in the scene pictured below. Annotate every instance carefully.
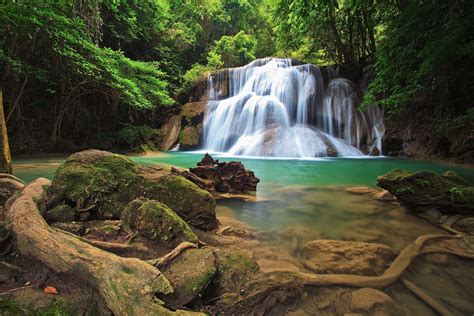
[186,265,216,293]
[0,297,75,316]
[122,198,198,248]
[45,204,75,222]
[144,174,217,230]
[377,169,474,213]
[48,152,145,219]
[178,125,200,147]
[213,248,260,295]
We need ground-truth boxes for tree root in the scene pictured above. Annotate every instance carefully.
[53,227,154,258]
[400,278,454,316]
[147,242,198,268]
[6,178,201,316]
[296,234,474,288]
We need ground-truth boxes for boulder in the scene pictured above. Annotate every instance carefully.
[161,248,216,309]
[47,149,217,230]
[302,239,394,275]
[377,169,474,214]
[179,125,202,150]
[181,102,207,126]
[0,174,25,205]
[212,248,260,296]
[122,198,198,248]
[160,115,181,150]
[144,174,217,230]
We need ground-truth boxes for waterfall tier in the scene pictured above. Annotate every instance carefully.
[201,58,384,158]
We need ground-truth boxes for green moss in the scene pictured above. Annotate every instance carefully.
[144,174,216,230]
[0,297,75,316]
[186,266,216,293]
[45,204,75,222]
[122,198,198,247]
[48,152,145,219]
[178,126,200,146]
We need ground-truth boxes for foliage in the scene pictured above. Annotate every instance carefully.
[365,0,474,114]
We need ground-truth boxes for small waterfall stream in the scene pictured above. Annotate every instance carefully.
[202,58,384,157]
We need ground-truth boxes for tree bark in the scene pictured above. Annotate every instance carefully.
[0,87,12,174]
[6,178,201,316]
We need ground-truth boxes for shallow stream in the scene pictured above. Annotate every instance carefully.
[12,153,474,315]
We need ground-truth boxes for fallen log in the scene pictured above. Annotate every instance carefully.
[6,178,201,316]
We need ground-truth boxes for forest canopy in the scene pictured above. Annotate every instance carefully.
[0,0,472,153]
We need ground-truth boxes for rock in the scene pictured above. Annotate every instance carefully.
[369,146,380,156]
[454,217,474,234]
[302,239,394,275]
[377,169,474,214]
[350,288,395,314]
[144,174,217,230]
[45,204,75,222]
[160,115,181,150]
[179,125,202,150]
[0,174,25,205]
[47,150,144,219]
[372,189,397,202]
[212,271,304,315]
[47,149,218,230]
[344,186,377,195]
[181,102,207,126]
[212,248,260,296]
[161,248,216,309]
[122,198,198,248]
[382,135,403,156]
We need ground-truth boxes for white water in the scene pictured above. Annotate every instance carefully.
[202,58,384,158]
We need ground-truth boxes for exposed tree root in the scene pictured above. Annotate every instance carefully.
[53,227,154,258]
[147,242,198,268]
[6,178,201,316]
[400,278,454,316]
[296,234,474,288]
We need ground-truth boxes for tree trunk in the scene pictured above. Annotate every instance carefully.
[0,87,12,174]
[6,178,201,316]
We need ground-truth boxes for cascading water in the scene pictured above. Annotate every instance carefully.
[202,58,384,157]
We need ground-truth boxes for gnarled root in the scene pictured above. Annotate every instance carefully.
[6,178,201,316]
[147,242,198,268]
[296,234,474,288]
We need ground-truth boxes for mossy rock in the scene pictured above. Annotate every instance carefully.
[377,169,474,214]
[212,248,260,296]
[161,248,216,310]
[181,102,206,126]
[45,204,76,222]
[179,125,201,150]
[47,149,217,230]
[144,174,217,230]
[47,150,144,220]
[122,198,198,248]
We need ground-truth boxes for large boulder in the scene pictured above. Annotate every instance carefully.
[178,102,207,150]
[143,174,217,230]
[160,115,181,150]
[179,125,202,150]
[302,239,394,275]
[0,174,25,205]
[377,169,474,214]
[122,198,198,248]
[47,149,217,230]
[161,248,216,309]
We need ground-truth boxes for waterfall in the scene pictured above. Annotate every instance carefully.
[202,58,384,157]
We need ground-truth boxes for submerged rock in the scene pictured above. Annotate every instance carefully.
[47,149,217,230]
[377,169,474,214]
[122,198,198,248]
[161,248,216,309]
[0,174,25,205]
[302,239,394,275]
